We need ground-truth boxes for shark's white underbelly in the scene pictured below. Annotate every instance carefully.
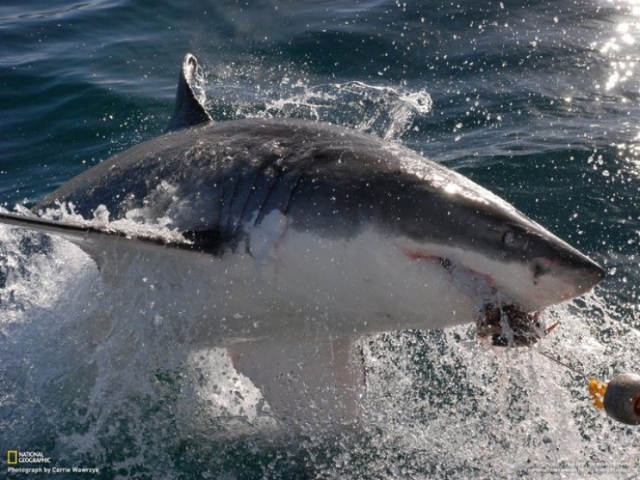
[88,217,481,349]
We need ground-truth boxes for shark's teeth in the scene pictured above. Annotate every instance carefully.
[476,304,549,347]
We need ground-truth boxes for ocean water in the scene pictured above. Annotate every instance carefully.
[1,0,639,479]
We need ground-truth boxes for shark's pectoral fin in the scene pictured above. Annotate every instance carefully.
[227,337,366,428]
[0,211,212,278]
[166,53,213,132]
[0,212,114,266]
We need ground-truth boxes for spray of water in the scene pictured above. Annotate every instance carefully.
[1,64,638,478]
[1,216,638,478]
[204,60,432,141]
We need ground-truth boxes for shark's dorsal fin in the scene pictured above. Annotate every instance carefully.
[166,53,213,132]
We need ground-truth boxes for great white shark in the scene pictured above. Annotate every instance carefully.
[0,54,604,426]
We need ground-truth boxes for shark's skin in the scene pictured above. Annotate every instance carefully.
[33,100,604,319]
[0,54,605,427]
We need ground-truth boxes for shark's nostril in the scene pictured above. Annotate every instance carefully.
[532,260,551,279]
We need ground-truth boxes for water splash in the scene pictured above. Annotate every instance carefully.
[1,219,638,478]
[205,62,432,141]
[257,81,432,140]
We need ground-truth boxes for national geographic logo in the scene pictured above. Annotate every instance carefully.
[6,450,52,465]
[5,449,100,475]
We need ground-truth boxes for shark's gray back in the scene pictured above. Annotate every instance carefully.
[36,117,529,255]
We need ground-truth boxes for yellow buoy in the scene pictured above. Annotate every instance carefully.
[588,378,607,410]
[539,350,640,425]
[587,374,640,425]
[602,373,640,425]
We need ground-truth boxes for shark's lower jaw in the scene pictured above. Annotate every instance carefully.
[476,304,557,347]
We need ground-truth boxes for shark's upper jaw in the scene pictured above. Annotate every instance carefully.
[400,239,600,309]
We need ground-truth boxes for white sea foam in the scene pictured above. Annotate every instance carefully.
[16,201,191,245]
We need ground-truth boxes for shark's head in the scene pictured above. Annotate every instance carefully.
[284,142,605,345]
[379,165,605,346]
[404,214,604,345]
[475,217,605,309]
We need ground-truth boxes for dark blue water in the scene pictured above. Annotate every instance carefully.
[1,1,639,478]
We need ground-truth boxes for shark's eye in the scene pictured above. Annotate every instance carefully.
[502,230,529,251]
[502,231,516,247]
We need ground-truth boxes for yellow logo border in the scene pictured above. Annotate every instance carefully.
[7,450,18,465]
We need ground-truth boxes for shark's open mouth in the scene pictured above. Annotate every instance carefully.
[476,304,558,347]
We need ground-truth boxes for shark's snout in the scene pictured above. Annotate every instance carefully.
[497,220,603,292]
[560,254,605,296]
[527,239,605,308]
